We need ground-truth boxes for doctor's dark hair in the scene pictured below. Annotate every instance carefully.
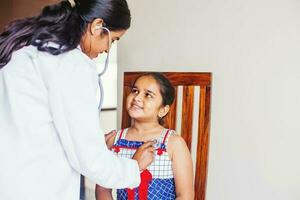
[0,0,131,68]
[132,72,175,125]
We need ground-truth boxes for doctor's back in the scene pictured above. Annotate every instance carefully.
[0,46,92,199]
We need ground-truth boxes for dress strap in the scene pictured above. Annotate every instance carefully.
[156,129,173,155]
[120,128,129,139]
[113,128,127,145]
[161,129,174,147]
[157,129,167,144]
[113,130,121,145]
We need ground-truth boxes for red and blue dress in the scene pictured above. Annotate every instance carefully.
[111,128,176,200]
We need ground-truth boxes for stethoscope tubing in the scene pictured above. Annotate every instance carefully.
[97,27,111,110]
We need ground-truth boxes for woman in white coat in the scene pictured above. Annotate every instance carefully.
[0,0,155,199]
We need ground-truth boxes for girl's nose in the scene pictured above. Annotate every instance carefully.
[133,93,142,101]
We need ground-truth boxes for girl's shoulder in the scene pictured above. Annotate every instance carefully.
[166,130,189,159]
[167,130,186,146]
[105,130,118,149]
[106,128,128,148]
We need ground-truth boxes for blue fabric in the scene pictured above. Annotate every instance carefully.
[116,139,166,150]
[117,178,176,200]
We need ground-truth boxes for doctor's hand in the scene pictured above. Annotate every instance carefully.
[132,141,155,171]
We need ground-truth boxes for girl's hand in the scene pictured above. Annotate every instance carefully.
[132,141,155,171]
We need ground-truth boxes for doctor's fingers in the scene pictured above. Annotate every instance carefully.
[132,146,155,170]
[139,140,155,150]
[144,146,155,153]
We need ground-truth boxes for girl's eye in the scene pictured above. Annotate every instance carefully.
[145,93,153,98]
[131,88,138,94]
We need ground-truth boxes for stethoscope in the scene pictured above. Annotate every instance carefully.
[96,26,111,111]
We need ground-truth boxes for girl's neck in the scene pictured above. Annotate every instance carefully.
[131,121,161,133]
[127,121,164,141]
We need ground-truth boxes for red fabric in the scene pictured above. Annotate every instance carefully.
[127,188,135,200]
[138,169,152,200]
[157,148,163,156]
[127,169,153,200]
[113,146,120,153]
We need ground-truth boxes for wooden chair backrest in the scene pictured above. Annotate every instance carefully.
[121,72,212,200]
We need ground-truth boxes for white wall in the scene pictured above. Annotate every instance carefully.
[117,0,300,199]
[0,0,12,31]
[0,0,58,31]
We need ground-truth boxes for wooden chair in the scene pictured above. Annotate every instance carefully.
[121,72,212,200]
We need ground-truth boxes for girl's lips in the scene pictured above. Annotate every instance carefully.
[130,103,143,110]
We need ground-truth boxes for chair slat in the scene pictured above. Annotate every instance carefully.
[181,86,194,151]
[195,86,211,200]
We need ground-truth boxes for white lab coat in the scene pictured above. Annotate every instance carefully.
[0,46,140,200]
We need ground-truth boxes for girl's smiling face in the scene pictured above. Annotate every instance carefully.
[126,76,166,123]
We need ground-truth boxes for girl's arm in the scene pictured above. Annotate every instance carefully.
[168,134,194,200]
[95,131,116,200]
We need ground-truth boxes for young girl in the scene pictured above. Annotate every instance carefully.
[96,72,194,200]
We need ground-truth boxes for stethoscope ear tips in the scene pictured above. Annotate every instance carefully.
[95,25,102,30]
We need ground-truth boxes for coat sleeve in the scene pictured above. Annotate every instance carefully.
[47,50,140,189]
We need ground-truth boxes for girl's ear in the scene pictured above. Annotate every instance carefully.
[158,105,170,118]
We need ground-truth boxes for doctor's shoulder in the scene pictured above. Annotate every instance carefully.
[54,47,97,73]
[60,47,92,65]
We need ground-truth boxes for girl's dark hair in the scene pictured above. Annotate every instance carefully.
[132,72,175,125]
[0,0,131,68]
